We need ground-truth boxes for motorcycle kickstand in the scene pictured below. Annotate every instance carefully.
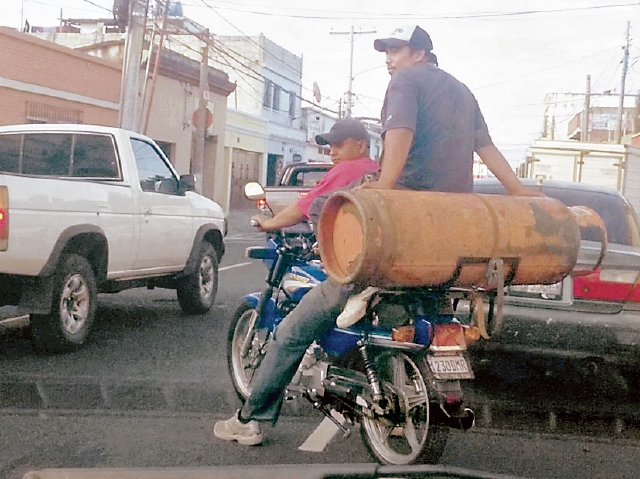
[308,398,352,438]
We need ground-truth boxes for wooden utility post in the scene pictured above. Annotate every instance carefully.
[614,21,630,144]
[192,30,210,195]
[142,0,170,134]
[330,27,376,118]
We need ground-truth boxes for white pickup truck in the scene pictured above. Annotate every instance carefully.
[0,124,226,352]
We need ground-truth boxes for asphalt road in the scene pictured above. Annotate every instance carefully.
[3,210,640,478]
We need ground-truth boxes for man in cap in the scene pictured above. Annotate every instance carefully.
[214,118,377,446]
[363,25,533,195]
[249,118,379,231]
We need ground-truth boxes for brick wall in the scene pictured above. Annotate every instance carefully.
[0,27,120,126]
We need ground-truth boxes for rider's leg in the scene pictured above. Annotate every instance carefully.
[239,278,353,424]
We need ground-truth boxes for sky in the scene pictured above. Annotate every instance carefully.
[1,0,640,166]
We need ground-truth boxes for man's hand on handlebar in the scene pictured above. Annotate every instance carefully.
[250,214,271,231]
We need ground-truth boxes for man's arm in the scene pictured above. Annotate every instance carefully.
[359,128,414,189]
[253,203,305,231]
[476,144,539,196]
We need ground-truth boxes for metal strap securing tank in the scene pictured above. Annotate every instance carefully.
[477,258,505,339]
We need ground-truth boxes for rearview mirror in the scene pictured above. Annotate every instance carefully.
[244,182,266,200]
[178,174,196,193]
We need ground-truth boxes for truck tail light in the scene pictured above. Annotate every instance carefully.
[573,268,640,302]
[256,198,268,210]
[0,185,8,251]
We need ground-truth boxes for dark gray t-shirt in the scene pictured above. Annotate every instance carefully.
[381,63,493,192]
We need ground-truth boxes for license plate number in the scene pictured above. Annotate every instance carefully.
[508,281,562,299]
[427,355,470,375]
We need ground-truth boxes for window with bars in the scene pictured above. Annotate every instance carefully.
[263,81,287,111]
[263,81,273,109]
[25,102,83,124]
[289,91,296,118]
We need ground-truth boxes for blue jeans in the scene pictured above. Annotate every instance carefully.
[239,279,353,424]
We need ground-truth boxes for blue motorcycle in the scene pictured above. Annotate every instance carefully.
[228,183,480,465]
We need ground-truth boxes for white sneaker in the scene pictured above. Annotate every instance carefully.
[213,409,264,446]
[336,286,379,328]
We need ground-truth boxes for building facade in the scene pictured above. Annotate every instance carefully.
[542,92,639,143]
[19,27,236,208]
[209,34,307,186]
[224,108,268,209]
[0,27,121,127]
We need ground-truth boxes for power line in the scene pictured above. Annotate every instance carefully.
[167,32,341,117]
[192,1,350,111]
[82,0,112,12]
[180,1,640,20]
[196,0,305,77]
[474,44,626,90]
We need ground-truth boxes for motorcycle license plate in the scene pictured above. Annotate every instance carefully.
[427,355,472,379]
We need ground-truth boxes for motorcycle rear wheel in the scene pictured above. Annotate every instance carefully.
[227,300,268,401]
[360,350,449,465]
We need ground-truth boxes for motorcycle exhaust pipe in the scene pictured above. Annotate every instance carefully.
[448,407,475,430]
[324,379,354,398]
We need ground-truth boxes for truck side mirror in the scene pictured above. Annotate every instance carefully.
[179,174,196,194]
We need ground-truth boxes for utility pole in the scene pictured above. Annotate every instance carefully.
[581,75,590,142]
[119,0,148,131]
[614,21,630,144]
[330,26,376,118]
[192,30,210,195]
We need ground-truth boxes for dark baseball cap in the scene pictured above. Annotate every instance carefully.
[315,118,370,146]
[374,25,433,52]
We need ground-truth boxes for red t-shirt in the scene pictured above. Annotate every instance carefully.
[296,157,379,218]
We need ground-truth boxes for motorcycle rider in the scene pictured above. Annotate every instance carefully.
[214,25,537,446]
[214,118,378,445]
[248,118,379,232]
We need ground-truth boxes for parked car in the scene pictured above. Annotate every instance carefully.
[468,178,640,386]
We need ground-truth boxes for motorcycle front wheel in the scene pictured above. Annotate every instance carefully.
[227,300,268,401]
[360,350,449,465]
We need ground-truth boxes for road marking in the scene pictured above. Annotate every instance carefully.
[219,262,252,272]
[0,314,30,329]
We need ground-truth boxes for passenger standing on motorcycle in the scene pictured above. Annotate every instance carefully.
[214,118,378,445]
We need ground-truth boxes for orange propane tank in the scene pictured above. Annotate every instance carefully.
[317,189,606,288]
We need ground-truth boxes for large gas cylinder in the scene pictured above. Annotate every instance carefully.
[317,189,606,289]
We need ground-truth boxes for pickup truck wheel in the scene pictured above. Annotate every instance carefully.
[177,242,218,314]
[30,254,98,352]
